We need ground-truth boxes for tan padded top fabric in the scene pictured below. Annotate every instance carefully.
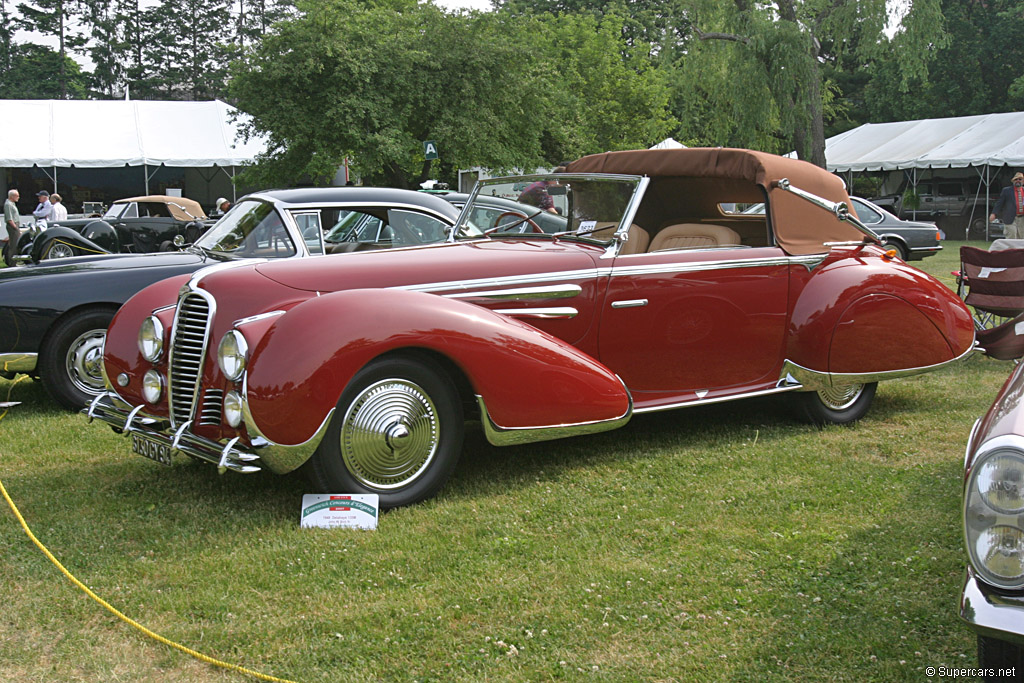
[649,224,741,252]
[118,195,207,221]
[564,148,862,256]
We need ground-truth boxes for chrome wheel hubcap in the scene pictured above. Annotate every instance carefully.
[66,329,106,395]
[817,383,864,411]
[46,243,74,259]
[340,379,440,490]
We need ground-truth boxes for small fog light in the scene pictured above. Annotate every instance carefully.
[142,369,163,404]
[224,390,243,428]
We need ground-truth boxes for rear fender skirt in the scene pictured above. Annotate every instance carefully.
[242,288,632,448]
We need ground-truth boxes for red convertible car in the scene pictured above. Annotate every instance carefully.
[87,148,975,508]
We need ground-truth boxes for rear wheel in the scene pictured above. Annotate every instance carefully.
[793,382,877,426]
[305,355,464,508]
[39,308,114,410]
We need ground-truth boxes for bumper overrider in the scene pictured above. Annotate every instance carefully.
[85,390,332,475]
[961,567,1024,646]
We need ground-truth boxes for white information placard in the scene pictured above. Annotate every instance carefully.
[300,494,379,530]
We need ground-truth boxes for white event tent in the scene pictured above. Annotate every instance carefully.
[825,111,1024,173]
[0,99,266,199]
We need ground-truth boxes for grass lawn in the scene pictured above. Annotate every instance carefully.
[0,241,1009,682]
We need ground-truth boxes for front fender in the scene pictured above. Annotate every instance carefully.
[242,289,631,447]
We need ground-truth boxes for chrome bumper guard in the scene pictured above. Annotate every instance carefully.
[86,392,262,474]
[960,568,1024,646]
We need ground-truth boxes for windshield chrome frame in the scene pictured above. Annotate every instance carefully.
[448,173,647,243]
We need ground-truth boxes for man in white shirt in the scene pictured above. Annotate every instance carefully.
[32,190,53,230]
[49,193,68,222]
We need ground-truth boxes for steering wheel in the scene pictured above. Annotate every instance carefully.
[493,211,543,234]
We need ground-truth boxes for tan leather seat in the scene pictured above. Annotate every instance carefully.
[589,222,650,255]
[648,223,741,252]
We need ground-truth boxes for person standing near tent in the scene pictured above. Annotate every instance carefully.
[3,189,20,267]
[49,193,67,222]
[32,190,52,230]
[991,172,1024,239]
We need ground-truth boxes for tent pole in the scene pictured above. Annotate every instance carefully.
[53,165,57,194]
[144,164,148,195]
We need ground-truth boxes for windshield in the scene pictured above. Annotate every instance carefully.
[456,175,642,241]
[102,203,126,220]
[194,199,296,258]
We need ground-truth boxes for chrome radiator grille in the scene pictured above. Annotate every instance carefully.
[169,292,213,425]
[199,389,224,426]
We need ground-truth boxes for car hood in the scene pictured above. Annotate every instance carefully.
[0,250,205,282]
[247,239,603,294]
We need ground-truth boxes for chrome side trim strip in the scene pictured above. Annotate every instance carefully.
[611,299,648,309]
[780,344,975,391]
[399,256,820,297]
[493,307,578,319]
[632,384,802,414]
[476,393,632,446]
[444,284,582,301]
[0,352,37,374]
[234,310,286,327]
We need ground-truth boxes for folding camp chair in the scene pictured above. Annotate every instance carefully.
[958,245,1024,330]
[958,245,1024,360]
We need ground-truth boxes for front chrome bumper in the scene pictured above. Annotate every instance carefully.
[960,568,1024,646]
[85,392,262,474]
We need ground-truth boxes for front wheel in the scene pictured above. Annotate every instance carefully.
[305,355,464,509]
[793,382,877,426]
[881,239,907,261]
[39,308,115,410]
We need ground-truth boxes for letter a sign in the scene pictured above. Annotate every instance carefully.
[424,140,439,160]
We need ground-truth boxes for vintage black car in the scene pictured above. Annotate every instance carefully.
[17,195,211,263]
[0,187,461,410]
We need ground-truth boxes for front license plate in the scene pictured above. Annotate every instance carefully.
[131,433,173,466]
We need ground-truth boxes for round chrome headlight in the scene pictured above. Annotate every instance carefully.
[142,368,163,404]
[138,316,163,362]
[223,390,243,428]
[217,330,248,382]
[965,448,1024,588]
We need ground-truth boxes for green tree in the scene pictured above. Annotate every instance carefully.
[229,0,673,188]
[2,42,88,97]
[17,0,87,98]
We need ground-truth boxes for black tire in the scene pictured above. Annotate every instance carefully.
[977,635,1024,680]
[793,382,877,426]
[39,308,114,410]
[881,239,907,261]
[305,355,464,509]
[159,240,175,252]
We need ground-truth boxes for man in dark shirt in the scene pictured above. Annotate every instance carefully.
[992,172,1024,239]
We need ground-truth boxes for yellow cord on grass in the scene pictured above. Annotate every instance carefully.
[0,376,298,683]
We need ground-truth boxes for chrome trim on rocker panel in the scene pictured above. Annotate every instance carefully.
[444,284,582,302]
[476,394,632,446]
[0,352,37,373]
[632,384,802,415]
[779,344,975,391]
[238,372,336,474]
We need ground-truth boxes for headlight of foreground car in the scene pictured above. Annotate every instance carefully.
[966,448,1024,589]
[217,330,247,382]
[142,369,163,404]
[138,316,163,362]
[223,390,243,428]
